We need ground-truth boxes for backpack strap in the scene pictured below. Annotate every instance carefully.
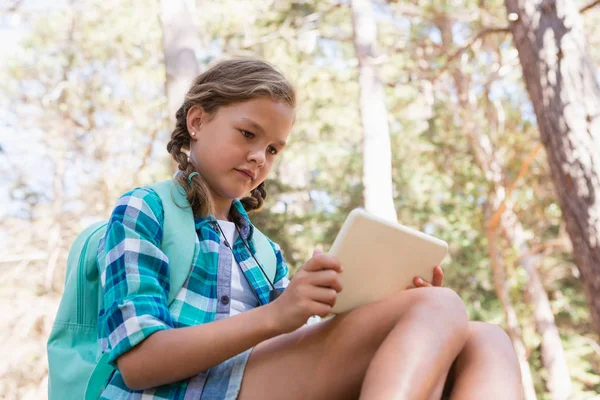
[252,227,277,284]
[85,352,114,400]
[148,180,196,305]
[86,181,195,399]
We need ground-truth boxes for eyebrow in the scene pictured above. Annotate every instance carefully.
[241,117,287,147]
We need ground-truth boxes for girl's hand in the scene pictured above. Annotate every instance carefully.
[267,250,343,334]
[409,266,444,289]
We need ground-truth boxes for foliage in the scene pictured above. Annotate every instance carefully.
[0,0,599,398]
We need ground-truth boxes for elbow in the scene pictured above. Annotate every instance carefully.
[115,330,174,390]
[117,353,150,391]
[121,375,145,392]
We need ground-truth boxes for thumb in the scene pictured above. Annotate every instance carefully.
[312,249,323,257]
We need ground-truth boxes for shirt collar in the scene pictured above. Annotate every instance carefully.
[193,199,254,241]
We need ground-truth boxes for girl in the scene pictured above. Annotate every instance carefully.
[97,58,522,399]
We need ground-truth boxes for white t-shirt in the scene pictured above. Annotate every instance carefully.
[217,220,260,316]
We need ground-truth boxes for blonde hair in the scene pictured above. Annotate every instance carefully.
[166,58,296,217]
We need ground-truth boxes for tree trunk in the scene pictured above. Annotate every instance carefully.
[505,0,600,336]
[434,16,534,397]
[436,13,571,397]
[486,220,537,400]
[472,74,571,399]
[501,205,572,399]
[159,0,201,131]
[350,0,397,222]
[460,69,572,400]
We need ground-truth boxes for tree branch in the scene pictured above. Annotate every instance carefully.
[0,254,46,263]
[487,143,543,231]
[0,0,24,13]
[136,127,160,182]
[387,24,511,87]
[580,0,600,14]
[432,26,510,82]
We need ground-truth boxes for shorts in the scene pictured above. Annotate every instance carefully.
[200,348,253,400]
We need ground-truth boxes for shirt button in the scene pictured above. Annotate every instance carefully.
[220,295,230,305]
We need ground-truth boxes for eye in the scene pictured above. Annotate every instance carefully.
[241,130,254,139]
[267,146,279,155]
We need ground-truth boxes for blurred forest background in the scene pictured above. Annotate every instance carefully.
[1,0,600,399]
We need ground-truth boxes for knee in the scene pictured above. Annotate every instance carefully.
[455,322,522,386]
[419,287,467,318]
[468,322,515,358]
[410,288,469,333]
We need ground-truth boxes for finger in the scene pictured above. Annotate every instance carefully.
[304,253,343,273]
[309,300,333,318]
[432,266,444,287]
[413,276,432,287]
[309,270,343,292]
[306,286,337,307]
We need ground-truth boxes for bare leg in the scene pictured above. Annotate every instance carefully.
[428,322,522,400]
[449,322,523,400]
[358,298,466,400]
[429,370,450,400]
[238,287,469,400]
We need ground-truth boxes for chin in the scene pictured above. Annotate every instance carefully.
[218,187,250,201]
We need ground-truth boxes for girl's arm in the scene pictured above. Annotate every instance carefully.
[117,302,281,390]
[99,188,278,390]
[101,189,341,390]
[118,251,341,390]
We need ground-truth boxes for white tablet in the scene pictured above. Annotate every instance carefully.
[328,208,448,314]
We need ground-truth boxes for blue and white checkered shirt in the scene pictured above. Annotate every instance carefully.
[96,187,289,398]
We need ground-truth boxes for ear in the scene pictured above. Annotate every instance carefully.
[186,105,205,140]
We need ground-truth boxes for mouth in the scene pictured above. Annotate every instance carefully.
[235,169,256,181]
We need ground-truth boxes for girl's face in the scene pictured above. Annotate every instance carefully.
[187,97,295,205]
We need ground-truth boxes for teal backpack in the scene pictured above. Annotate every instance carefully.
[47,180,277,400]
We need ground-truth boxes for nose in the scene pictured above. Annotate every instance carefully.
[248,146,266,167]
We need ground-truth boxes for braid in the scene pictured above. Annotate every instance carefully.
[241,182,267,214]
[180,165,212,217]
[167,104,191,171]
[167,103,212,217]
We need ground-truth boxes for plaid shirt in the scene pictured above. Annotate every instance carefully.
[96,187,289,398]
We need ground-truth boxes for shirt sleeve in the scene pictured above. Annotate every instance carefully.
[97,187,174,366]
[269,239,290,291]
